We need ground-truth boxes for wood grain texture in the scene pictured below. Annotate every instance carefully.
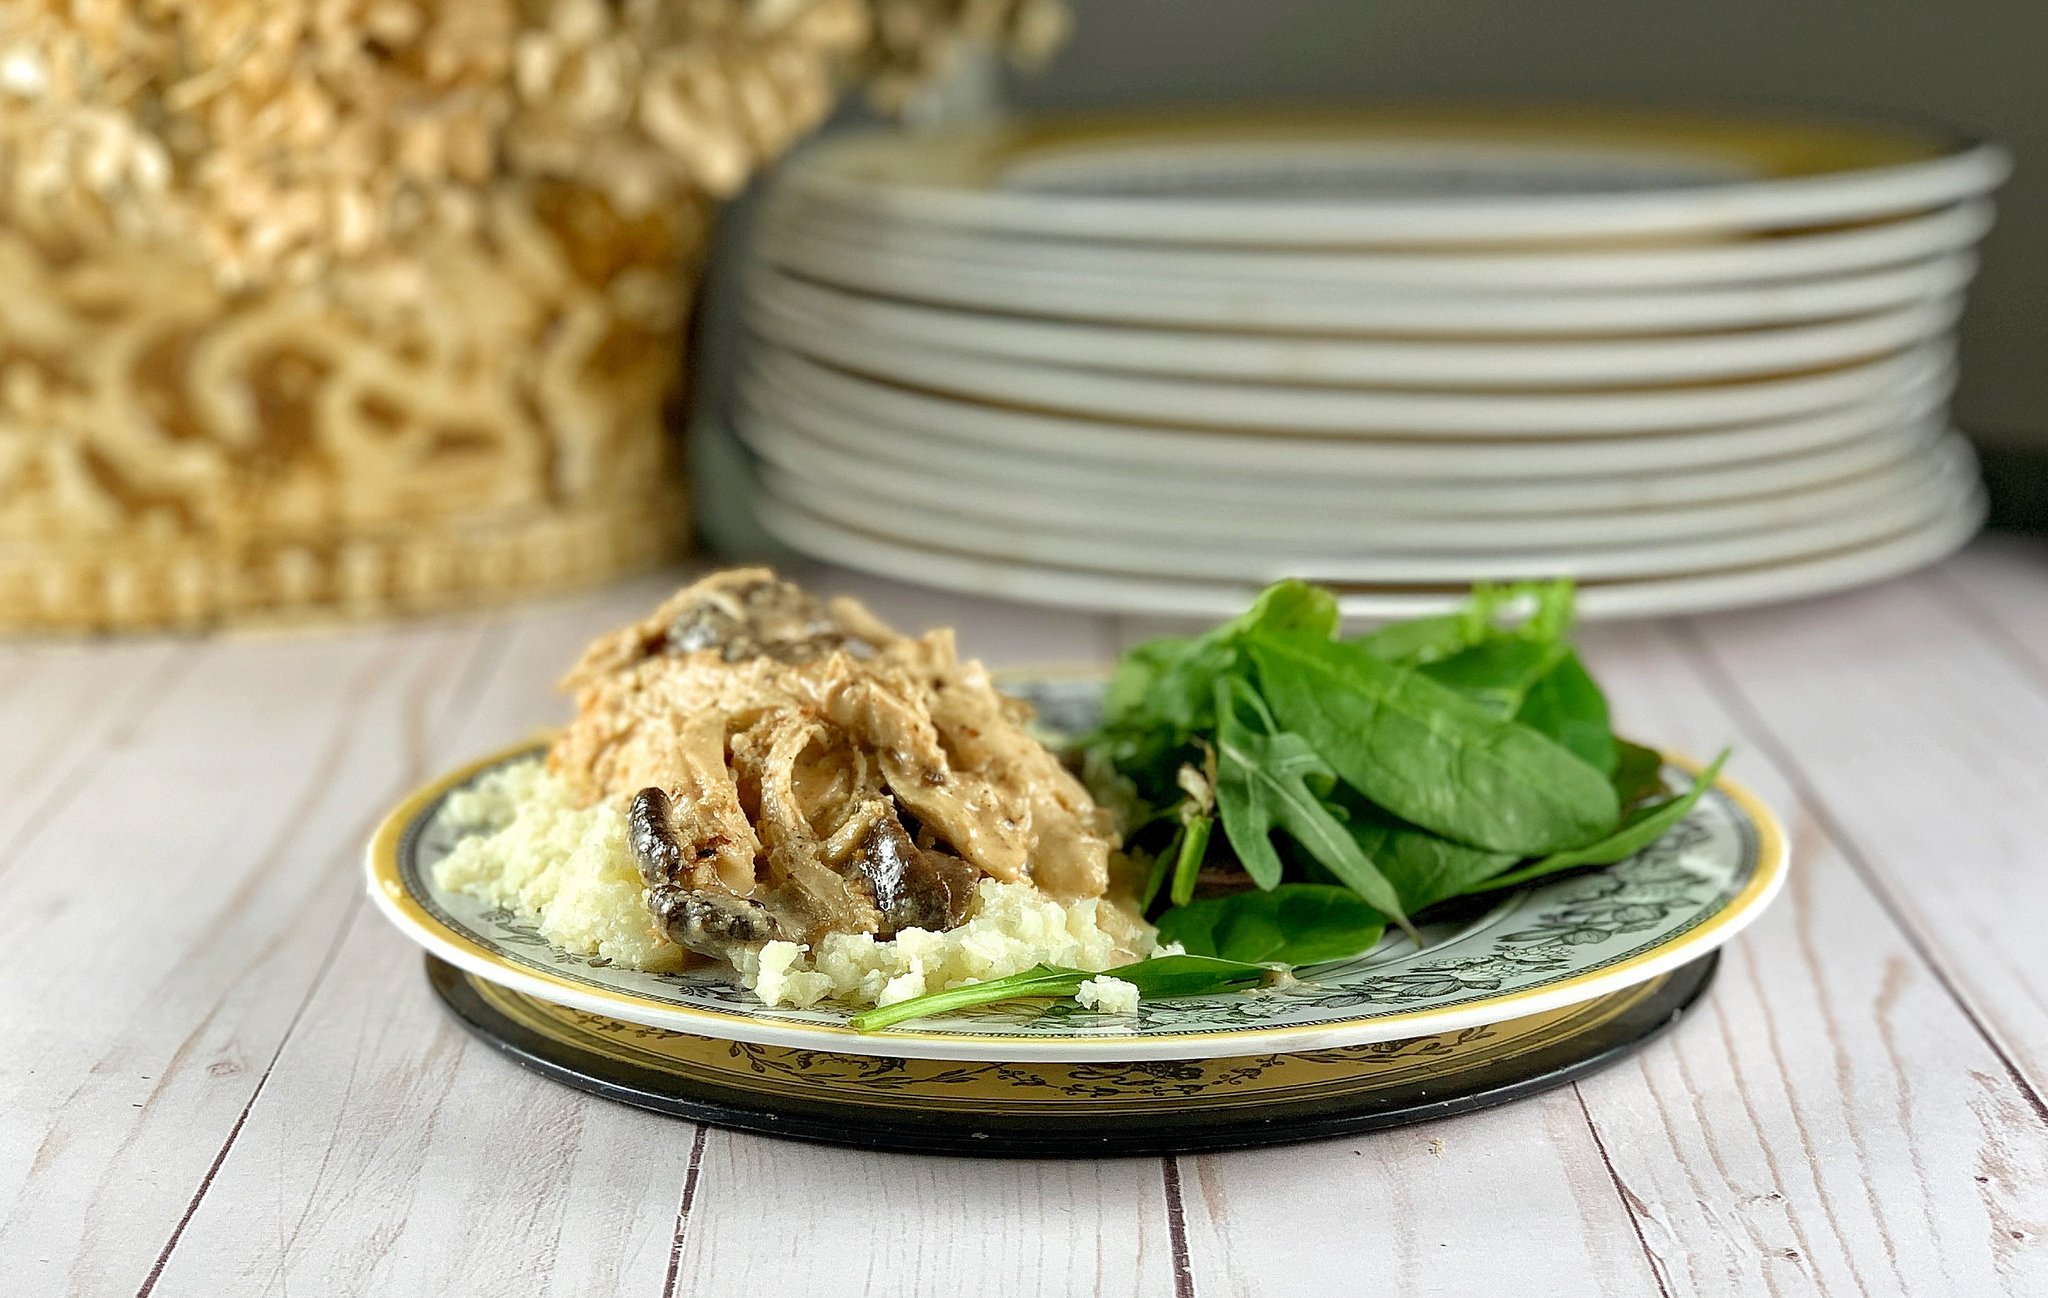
[136,575,695,1298]
[1574,616,2048,1295]
[673,1135,1178,1298]
[0,620,493,1297]
[1674,569,2048,1099]
[1177,1088,1664,1298]
[0,639,190,872]
[9,550,2048,1297]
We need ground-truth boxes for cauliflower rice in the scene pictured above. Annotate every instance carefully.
[435,760,1159,1011]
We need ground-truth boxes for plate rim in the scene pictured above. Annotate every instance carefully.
[744,320,1948,435]
[366,737,1787,1062]
[756,221,1982,335]
[756,436,1973,581]
[781,114,2009,244]
[744,262,1965,388]
[751,485,1983,622]
[757,195,1997,290]
[742,345,1956,482]
[742,413,1951,548]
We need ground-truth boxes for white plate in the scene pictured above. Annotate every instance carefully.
[756,436,1976,584]
[759,195,1995,291]
[749,426,1956,551]
[744,321,1949,434]
[758,218,1981,335]
[736,384,1948,516]
[746,265,1962,388]
[747,344,1954,479]
[754,484,1985,622]
[779,112,2008,245]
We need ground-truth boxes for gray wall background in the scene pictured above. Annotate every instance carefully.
[992,0,2045,450]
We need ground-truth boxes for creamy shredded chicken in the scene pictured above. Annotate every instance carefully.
[546,568,1122,965]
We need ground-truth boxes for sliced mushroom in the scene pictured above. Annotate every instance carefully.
[845,805,977,937]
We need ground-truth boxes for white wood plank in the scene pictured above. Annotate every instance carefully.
[1569,617,2048,1295]
[141,574,700,1297]
[0,639,188,858]
[1936,536,2048,679]
[1178,1090,1663,1298]
[673,1134,1178,1298]
[0,619,493,1297]
[142,913,692,1298]
[1675,572,2048,1095]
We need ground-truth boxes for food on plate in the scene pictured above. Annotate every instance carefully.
[436,568,1728,1031]
[860,576,1727,1029]
[436,568,1156,1010]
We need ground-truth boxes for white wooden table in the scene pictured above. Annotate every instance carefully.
[6,539,2048,1297]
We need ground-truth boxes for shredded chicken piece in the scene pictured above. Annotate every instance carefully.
[548,569,1118,962]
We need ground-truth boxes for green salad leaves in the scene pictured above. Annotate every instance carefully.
[852,579,1730,1031]
[1081,577,1727,963]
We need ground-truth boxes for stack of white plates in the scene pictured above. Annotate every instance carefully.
[730,107,2008,618]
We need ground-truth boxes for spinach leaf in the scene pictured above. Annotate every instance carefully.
[1350,579,1574,666]
[847,955,1270,1031]
[1419,636,1570,718]
[1458,750,1728,896]
[1156,884,1386,965]
[1349,613,1474,666]
[1611,738,1668,810]
[1236,577,1342,640]
[1245,631,1621,856]
[1094,579,1341,745]
[1349,814,1520,913]
[1514,650,1618,776]
[1211,675,1416,937]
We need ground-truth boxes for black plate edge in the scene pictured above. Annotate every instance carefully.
[427,953,1717,1159]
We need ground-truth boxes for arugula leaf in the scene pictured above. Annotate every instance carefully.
[1102,635,1235,738]
[1156,884,1386,965]
[847,955,1270,1031]
[1517,579,1577,644]
[1611,738,1668,810]
[1167,812,1213,908]
[1211,675,1417,937]
[1514,650,1618,776]
[1245,631,1621,856]
[1458,750,1728,896]
[1138,823,1179,911]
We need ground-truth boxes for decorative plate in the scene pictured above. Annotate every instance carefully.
[367,679,1787,1062]
[428,952,1718,1156]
